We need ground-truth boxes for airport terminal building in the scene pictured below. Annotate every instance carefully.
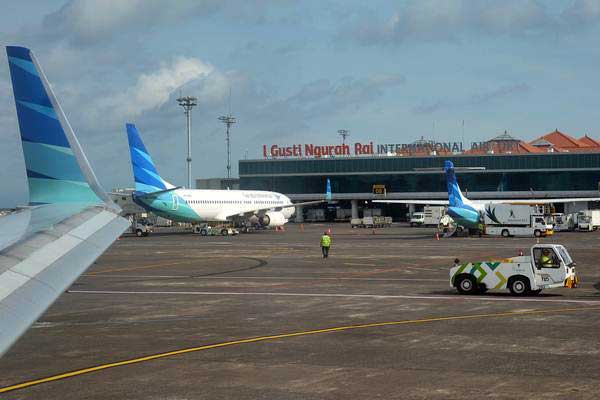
[239,130,600,221]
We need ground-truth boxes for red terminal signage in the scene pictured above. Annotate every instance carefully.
[262,141,468,158]
[263,143,375,158]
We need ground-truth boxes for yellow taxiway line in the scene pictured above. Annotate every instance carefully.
[1,306,598,394]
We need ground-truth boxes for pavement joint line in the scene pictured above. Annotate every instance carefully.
[1,306,599,394]
[65,290,600,304]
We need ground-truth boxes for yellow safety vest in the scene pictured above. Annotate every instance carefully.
[320,235,331,247]
[541,255,552,266]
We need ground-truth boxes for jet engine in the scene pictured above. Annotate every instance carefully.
[258,211,287,227]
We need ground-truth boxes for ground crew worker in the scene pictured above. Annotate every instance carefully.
[320,231,331,258]
[540,248,553,267]
[477,223,484,238]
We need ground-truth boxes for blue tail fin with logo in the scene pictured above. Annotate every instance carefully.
[325,178,332,201]
[445,160,467,207]
[125,123,174,193]
[7,46,112,206]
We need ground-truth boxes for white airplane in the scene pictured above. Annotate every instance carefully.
[374,160,600,231]
[126,123,331,231]
[0,46,128,355]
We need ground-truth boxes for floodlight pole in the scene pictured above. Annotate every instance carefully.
[338,129,350,146]
[219,114,236,179]
[177,96,197,189]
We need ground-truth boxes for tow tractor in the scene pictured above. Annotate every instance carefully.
[450,244,579,295]
[193,224,239,236]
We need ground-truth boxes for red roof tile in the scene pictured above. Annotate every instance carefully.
[579,135,600,148]
[530,129,590,150]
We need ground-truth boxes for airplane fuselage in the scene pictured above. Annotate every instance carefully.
[446,203,484,229]
[133,189,295,223]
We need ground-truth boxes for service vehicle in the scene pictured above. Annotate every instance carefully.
[131,218,153,237]
[577,210,600,231]
[350,218,363,228]
[423,205,445,226]
[450,244,579,296]
[194,224,239,236]
[551,213,575,232]
[410,212,425,227]
[484,204,551,237]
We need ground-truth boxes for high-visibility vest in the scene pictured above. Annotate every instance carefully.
[541,255,552,266]
[320,235,331,247]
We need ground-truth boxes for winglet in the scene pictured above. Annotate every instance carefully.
[325,178,332,202]
[125,123,174,193]
[7,46,114,207]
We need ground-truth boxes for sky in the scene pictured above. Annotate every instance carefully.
[2,0,600,207]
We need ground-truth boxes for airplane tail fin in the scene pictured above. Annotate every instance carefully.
[7,46,113,207]
[444,160,467,207]
[325,178,332,202]
[125,123,174,193]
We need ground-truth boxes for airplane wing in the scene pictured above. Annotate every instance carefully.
[217,200,328,221]
[216,204,297,221]
[374,197,600,206]
[373,160,599,213]
[288,199,330,207]
[482,198,600,205]
[0,46,129,356]
[373,199,449,205]
[134,187,182,199]
[217,178,333,220]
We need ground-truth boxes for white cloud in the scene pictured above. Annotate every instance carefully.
[41,0,290,46]
[413,82,531,114]
[100,56,222,120]
[340,0,594,45]
[562,0,600,27]
[44,0,147,44]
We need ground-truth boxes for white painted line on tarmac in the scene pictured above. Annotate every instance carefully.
[344,263,377,267]
[81,275,447,282]
[67,290,600,304]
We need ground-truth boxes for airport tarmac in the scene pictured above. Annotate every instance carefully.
[1,224,599,399]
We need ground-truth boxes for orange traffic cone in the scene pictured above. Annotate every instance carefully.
[435,233,440,241]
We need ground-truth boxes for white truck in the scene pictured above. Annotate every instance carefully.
[551,213,575,232]
[576,210,600,231]
[410,212,425,227]
[423,205,445,226]
[363,216,374,228]
[483,204,551,237]
[131,218,153,237]
[450,244,579,295]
